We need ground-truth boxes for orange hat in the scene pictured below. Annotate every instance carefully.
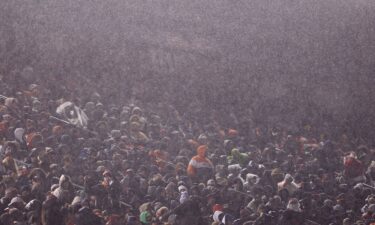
[228,129,238,137]
[197,145,207,157]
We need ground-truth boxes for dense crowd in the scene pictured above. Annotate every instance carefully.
[0,72,374,225]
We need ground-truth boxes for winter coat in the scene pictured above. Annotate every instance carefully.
[75,207,102,225]
[41,195,64,225]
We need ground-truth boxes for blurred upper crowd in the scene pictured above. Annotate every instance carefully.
[0,71,375,225]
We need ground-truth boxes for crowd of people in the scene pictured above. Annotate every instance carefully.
[0,72,375,225]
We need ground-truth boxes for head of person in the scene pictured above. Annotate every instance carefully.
[197,145,208,158]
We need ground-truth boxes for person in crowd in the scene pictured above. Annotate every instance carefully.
[0,72,375,225]
[187,145,214,183]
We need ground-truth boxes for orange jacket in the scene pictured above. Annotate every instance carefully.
[187,145,213,176]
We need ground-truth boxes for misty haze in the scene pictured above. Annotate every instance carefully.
[0,0,375,225]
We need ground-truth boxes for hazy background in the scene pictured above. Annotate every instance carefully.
[1,0,375,141]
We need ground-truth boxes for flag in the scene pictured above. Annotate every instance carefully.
[56,102,88,128]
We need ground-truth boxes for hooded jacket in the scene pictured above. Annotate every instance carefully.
[52,175,73,204]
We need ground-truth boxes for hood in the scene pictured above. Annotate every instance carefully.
[14,128,25,143]
[246,173,259,184]
[58,174,70,187]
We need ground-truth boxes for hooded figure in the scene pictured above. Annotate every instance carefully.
[277,174,300,196]
[14,128,27,147]
[170,196,202,225]
[52,175,74,204]
[187,145,214,181]
[178,186,189,204]
[227,148,249,166]
[243,173,260,191]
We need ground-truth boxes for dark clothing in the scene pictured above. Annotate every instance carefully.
[75,207,102,225]
[278,210,305,225]
[172,199,202,225]
[41,196,64,225]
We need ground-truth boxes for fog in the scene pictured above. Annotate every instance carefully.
[1,0,375,140]
[2,1,375,225]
